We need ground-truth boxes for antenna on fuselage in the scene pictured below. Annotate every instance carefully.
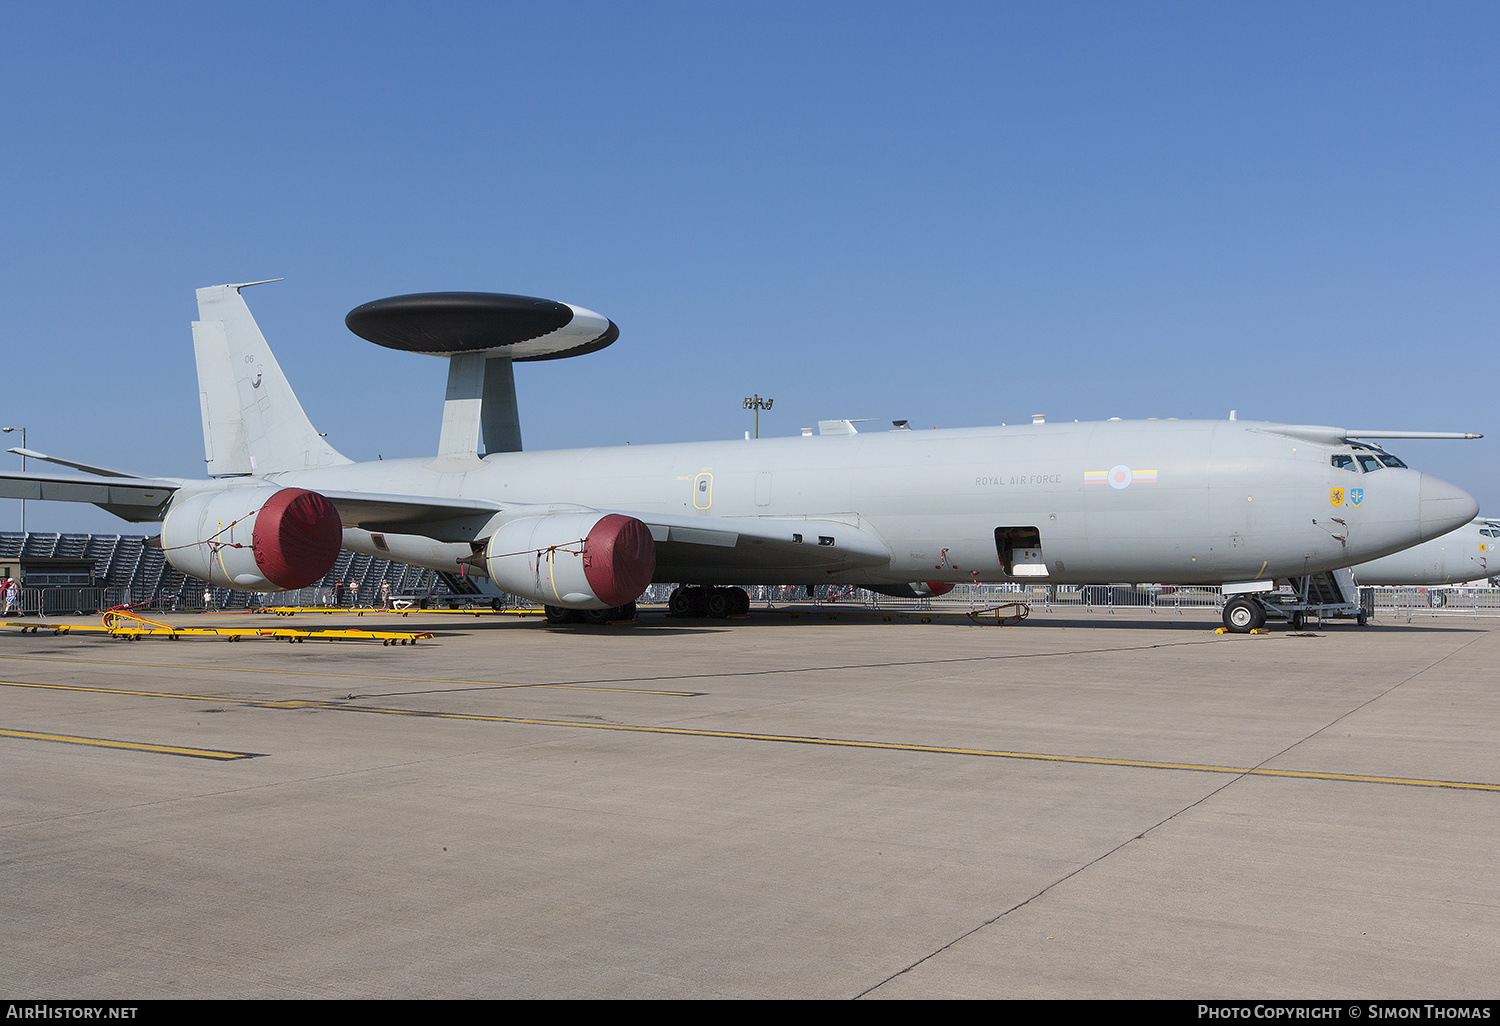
[344,292,619,459]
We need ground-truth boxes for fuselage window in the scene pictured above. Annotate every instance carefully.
[1376,453,1407,468]
[1356,455,1383,473]
[1331,454,1357,472]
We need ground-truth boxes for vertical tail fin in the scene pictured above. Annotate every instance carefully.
[192,282,351,475]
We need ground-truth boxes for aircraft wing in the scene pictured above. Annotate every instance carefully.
[316,490,505,541]
[631,511,893,577]
[0,465,891,577]
[324,491,893,574]
[0,469,180,521]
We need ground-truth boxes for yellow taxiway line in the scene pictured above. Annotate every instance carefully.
[0,727,258,760]
[0,655,704,697]
[4,679,1495,792]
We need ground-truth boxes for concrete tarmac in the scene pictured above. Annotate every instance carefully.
[1,605,1496,999]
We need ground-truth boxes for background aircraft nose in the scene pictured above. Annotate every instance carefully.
[1418,474,1479,541]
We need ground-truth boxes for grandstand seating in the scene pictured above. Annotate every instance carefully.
[0,532,466,610]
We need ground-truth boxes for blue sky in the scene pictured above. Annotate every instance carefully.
[2,2,1496,533]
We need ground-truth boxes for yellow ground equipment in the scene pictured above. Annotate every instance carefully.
[4,609,434,646]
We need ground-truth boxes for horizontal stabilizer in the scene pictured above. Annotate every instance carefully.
[7,446,146,479]
[0,469,179,521]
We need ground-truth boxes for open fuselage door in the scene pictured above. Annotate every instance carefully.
[995,526,1048,578]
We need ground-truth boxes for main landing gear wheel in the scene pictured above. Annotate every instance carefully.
[582,603,636,625]
[704,588,731,619]
[544,605,582,625]
[669,586,703,618]
[669,586,749,619]
[548,602,637,625]
[1222,596,1265,634]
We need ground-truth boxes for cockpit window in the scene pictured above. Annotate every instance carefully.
[1356,454,1383,473]
[1331,454,1357,472]
[1348,440,1410,467]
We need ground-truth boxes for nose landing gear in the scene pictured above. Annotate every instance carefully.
[1222,595,1266,633]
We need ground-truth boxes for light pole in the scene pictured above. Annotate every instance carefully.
[2,427,23,536]
[742,395,773,438]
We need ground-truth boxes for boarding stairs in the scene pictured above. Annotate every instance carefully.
[1262,567,1369,628]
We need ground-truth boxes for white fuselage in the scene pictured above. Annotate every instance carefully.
[1351,517,1496,586]
[219,418,1473,587]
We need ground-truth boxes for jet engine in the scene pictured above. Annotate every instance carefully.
[161,486,343,590]
[484,512,655,609]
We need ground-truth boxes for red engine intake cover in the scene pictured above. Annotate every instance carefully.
[582,514,657,607]
[924,582,956,596]
[251,488,344,590]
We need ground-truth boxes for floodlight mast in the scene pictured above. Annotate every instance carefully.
[742,395,774,438]
[2,427,23,535]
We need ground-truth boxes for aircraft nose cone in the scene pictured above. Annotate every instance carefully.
[1418,474,1479,541]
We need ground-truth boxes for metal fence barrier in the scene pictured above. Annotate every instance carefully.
[7,581,1494,623]
[1366,586,1500,621]
[15,587,132,617]
[852,583,1498,621]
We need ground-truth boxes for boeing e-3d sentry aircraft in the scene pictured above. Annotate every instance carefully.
[1349,516,1498,586]
[0,282,1482,633]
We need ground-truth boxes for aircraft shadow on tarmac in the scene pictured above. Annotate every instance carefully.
[380,609,1486,634]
